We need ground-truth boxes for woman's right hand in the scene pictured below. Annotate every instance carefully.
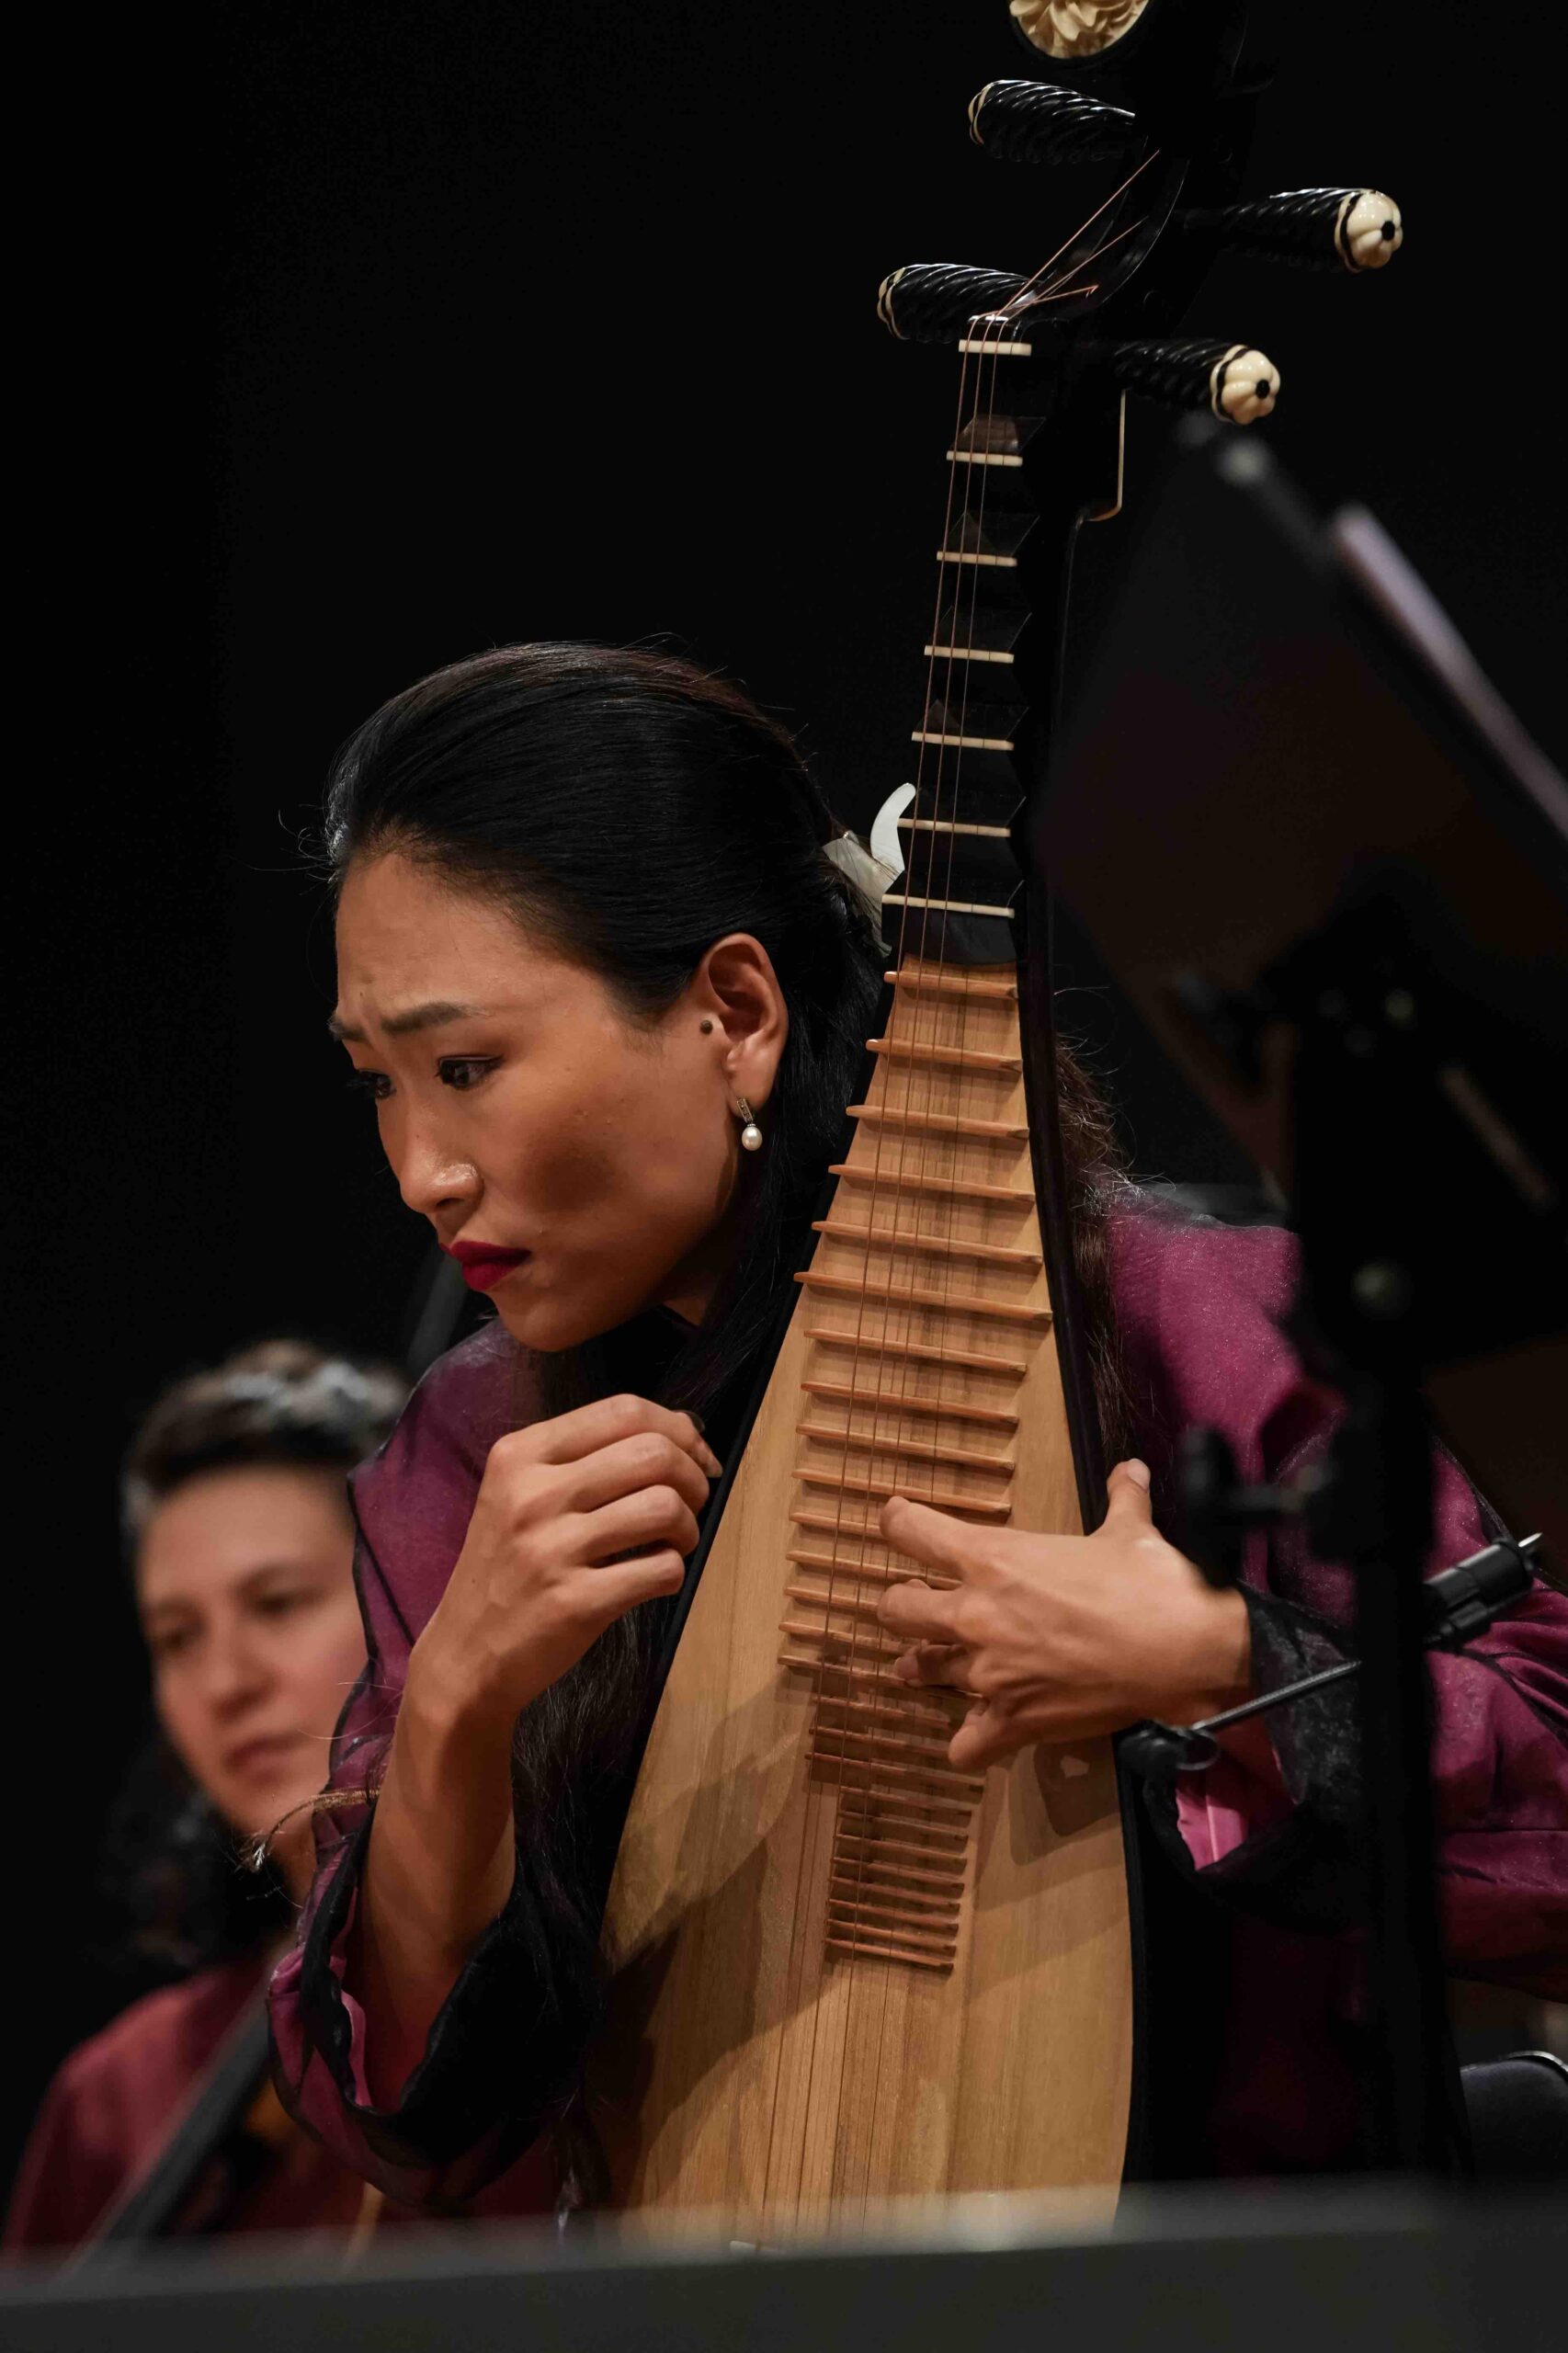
[407,1392,722,1741]
[353,1393,720,2106]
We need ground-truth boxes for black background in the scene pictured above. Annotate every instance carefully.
[10,0,1563,2189]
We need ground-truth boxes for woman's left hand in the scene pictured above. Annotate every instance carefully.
[876,1459,1252,1771]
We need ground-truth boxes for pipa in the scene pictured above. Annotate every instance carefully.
[589,0,1401,2231]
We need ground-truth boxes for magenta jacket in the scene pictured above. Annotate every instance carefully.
[268,1211,1568,2192]
[5,1958,554,2248]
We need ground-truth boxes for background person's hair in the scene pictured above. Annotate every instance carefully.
[122,1337,407,1540]
[315,642,1135,2184]
[104,1338,407,1984]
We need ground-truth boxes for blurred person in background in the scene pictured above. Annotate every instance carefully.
[6,1338,549,2251]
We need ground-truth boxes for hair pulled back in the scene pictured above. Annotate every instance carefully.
[322,642,885,1408]
[318,651,892,2179]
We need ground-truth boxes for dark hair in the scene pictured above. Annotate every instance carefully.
[319,644,1131,2168]
[103,1339,408,1982]
[324,642,887,1413]
[323,639,1133,1433]
[123,1337,408,1539]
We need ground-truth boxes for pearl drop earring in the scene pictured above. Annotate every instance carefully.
[735,1097,764,1153]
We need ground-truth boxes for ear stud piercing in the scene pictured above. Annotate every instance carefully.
[735,1097,764,1152]
[700,1018,715,1033]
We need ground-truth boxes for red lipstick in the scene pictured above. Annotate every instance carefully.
[445,1240,529,1293]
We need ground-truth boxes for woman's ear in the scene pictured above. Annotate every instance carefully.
[693,934,790,1110]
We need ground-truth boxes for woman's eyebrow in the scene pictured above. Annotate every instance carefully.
[327,1000,485,1041]
[235,1561,322,1596]
[139,1596,194,1627]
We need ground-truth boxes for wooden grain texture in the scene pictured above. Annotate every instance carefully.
[592,961,1131,2234]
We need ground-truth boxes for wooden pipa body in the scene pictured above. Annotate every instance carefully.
[593,956,1131,2233]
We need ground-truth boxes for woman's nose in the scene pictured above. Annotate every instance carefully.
[201,1623,269,1716]
[394,1117,481,1222]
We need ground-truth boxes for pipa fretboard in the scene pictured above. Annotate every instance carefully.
[782,957,1051,1972]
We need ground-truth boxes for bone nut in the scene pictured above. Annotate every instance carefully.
[1009,0,1152,60]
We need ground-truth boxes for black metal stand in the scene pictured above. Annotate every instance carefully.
[1278,893,1531,2172]
[1342,1375,1454,2170]
[1129,1403,1452,2166]
[1128,1507,1536,2168]
[1146,930,1554,2172]
[1131,1399,1531,2170]
[1030,397,1568,2184]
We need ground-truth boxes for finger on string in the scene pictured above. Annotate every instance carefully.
[834,320,984,2200]
[879,1494,981,1579]
[949,1698,1017,1773]
[1097,1456,1153,1534]
[528,1395,722,1479]
[892,1641,975,1693]
[876,1574,961,1643]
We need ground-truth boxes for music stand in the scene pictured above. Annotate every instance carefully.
[1033,424,1568,2169]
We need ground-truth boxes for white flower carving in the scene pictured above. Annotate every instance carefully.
[1340,190,1403,271]
[1213,347,1280,426]
[825,821,903,918]
[1010,0,1152,60]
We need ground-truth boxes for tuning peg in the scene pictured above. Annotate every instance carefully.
[968,77,1141,165]
[1111,337,1280,423]
[878,263,1029,346]
[1182,187,1403,273]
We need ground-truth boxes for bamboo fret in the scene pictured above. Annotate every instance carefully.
[830,1885,961,1916]
[798,1415,1014,1462]
[881,968,1017,1000]
[795,1472,1012,1518]
[777,1616,905,1652]
[817,1688,960,1727]
[782,1584,903,1621]
[829,1163,1034,1206]
[787,1540,958,1572]
[867,1036,1023,1075]
[801,1381,1019,1427]
[811,1220,1043,1269]
[837,1788,970,1825]
[789,1508,886,1539]
[846,1104,1028,1141]
[812,1724,968,1768]
[804,1327,1028,1377]
[829,1889,961,1926]
[785,1558,963,1591]
[824,1938,953,1972]
[819,1703,950,1741]
[828,1854,965,1892]
[828,1915,958,1951]
[796,1270,1052,1327]
[776,1649,916,1682]
[837,1825,970,1863]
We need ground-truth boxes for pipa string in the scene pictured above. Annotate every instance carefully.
[763,327,984,2223]
[854,305,1007,2211]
